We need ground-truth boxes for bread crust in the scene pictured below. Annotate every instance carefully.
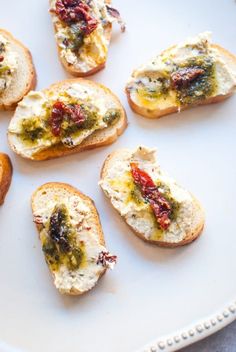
[49,0,112,76]
[31,182,106,295]
[100,149,204,248]
[8,78,127,161]
[0,29,36,111]
[126,43,236,119]
[0,153,13,205]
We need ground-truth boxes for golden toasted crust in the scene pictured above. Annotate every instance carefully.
[49,0,112,76]
[0,29,36,111]
[8,78,127,161]
[126,43,236,119]
[31,182,106,295]
[0,153,13,205]
[100,149,204,248]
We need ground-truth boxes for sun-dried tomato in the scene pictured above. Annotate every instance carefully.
[0,55,4,62]
[97,251,117,267]
[171,67,205,89]
[67,103,86,125]
[130,163,172,230]
[53,0,98,35]
[49,101,65,136]
[106,5,126,32]
[49,101,86,137]
[49,206,71,253]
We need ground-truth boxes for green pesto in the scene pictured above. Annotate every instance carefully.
[20,117,47,145]
[62,105,98,138]
[103,109,121,126]
[137,77,170,100]
[42,204,84,272]
[66,24,85,53]
[175,55,217,105]
[129,180,180,231]
[136,55,217,105]
[130,186,145,205]
[155,180,180,222]
[19,102,99,147]
[0,65,10,74]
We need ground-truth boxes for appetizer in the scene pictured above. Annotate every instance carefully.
[49,0,125,76]
[32,182,117,295]
[126,32,236,118]
[8,79,127,160]
[0,29,36,110]
[100,146,205,247]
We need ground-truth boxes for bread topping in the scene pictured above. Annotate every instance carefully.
[8,83,121,156]
[50,0,124,72]
[0,34,18,94]
[127,32,236,109]
[100,146,204,243]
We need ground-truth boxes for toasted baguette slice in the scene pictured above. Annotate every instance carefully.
[0,29,36,110]
[0,153,13,205]
[126,32,236,119]
[32,182,116,295]
[100,146,205,247]
[8,78,127,161]
[49,0,124,76]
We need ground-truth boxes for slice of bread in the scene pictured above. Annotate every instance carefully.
[32,182,116,295]
[126,32,236,119]
[0,29,36,111]
[0,153,13,205]
[8,78,127,161]
[49,0,122,76]
[100,146,205,247]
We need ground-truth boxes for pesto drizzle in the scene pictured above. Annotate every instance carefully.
[134,54,217,106]
[174,55,217,105]
[42,204,84,272]
[129,180,180,231]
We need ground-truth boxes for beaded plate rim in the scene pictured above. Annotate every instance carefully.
[138,300,236,352]
[1,300,235,352]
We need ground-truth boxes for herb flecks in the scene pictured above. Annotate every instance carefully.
[21,118,46,142]
[103,109,121,126]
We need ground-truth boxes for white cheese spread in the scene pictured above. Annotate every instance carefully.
[100,146,204,244]
[33,192,111,293]
[127,32,236,109]
[0,34,18,94]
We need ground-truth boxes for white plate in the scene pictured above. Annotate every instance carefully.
[0,0,236,351]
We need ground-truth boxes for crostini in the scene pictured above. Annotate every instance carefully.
[32,182,117,295]
[0,29,36,110]
[126,32,236,118]
[0,153,12,205]
[49,0,125,76]
[8,78,127,160]
[100,146,205,247]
